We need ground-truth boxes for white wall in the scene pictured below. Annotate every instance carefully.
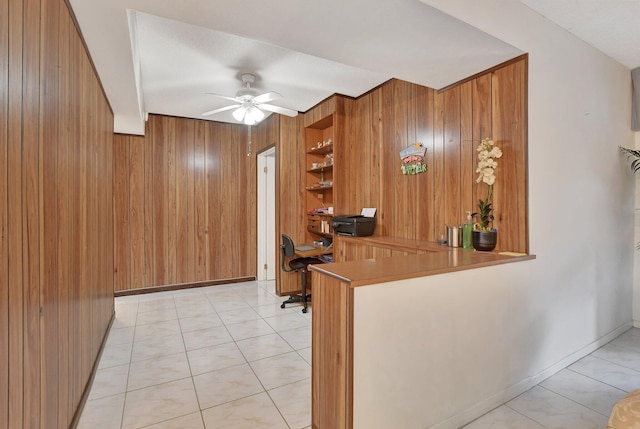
[357,0,636,426]
[352,263,629,429]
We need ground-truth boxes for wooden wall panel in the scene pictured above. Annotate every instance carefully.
[1,0,115,427]
[471,74,493,223]
[340,57,528,253]
[205,121,221,280]
[113,137,130,291]
[175,118,193,283]
[492,59,528,252]
[0,0,8,426]
[22,1,42,427]
[115,116,269,291]
[379,83,395,237]
[460,82,474,216]
[129,135,146,289]
[7,0,26,425]
[194,121,207,281]
[443,86,462,227]
[416,85,435,241]
[56,7,71,425]
[40,0,60,426]
[276,115,307,295]
[151,116,168,286]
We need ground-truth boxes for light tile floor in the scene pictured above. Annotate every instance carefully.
[78,280,311,429]
[78,280,640,429]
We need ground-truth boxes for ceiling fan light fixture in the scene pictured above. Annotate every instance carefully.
[247,106,265,124]
[232,106,247,122]
[204,72,297,123]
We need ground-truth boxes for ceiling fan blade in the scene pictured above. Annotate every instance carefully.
[202,104,239,117]
[259,103,299,117]
[253,91,282,104]
[206,93,241,103]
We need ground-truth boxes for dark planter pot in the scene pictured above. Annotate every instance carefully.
[472,229,497,251]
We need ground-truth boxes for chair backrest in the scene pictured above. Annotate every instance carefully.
[281,234,295,258]
[280,234,297,273]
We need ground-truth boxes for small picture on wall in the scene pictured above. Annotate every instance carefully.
[399,142,427,175]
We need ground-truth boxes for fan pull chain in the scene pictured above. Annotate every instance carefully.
[247,124,252,157]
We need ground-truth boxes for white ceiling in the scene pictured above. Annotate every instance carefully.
[518,0,640,70]
[68,0,637,135]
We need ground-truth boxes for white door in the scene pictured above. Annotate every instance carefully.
[257,148,276,280]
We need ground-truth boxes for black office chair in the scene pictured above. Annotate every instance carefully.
[280,234,324,313]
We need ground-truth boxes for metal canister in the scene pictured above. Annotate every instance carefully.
[447,225,463,247]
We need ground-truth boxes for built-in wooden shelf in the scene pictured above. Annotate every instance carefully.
[307,143,333,155]
[307,164,333,173]
[306,185,333,191]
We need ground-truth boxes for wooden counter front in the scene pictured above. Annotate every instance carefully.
[308,249,534,429]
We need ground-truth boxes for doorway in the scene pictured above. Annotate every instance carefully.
[257,147,276,281]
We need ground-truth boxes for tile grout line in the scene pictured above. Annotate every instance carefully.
[536,384,611,417]
[503,403,551,429]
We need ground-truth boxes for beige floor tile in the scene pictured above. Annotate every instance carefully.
[268,378,312,429]
[249,351,311,390]
[263,313,309,332]
[121,378,199,429]
[127,352,191,391]
[235,333,294,362]
[143,412,205,429]
[226,319,276,341]
[187,342,247,376]
[134,318,181,342]
[463,405,545,428]
[88,364,129,400]
[77,393,125,429]
[106,326,135,347]
[182,325,233,351]
[135,307,179,325]
[131,333,185,362]
[98,342,133,369]
[217,307,261,325]
[193,363,264,410]
[179,313,224,332]
[201,392,288,429]
[278,325,311,350]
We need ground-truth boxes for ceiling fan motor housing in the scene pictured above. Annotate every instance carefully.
[236,88,259,100]
[237,73,259,100]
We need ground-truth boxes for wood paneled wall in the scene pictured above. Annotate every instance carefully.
[1,0,115,427]
[338,56,528,253]
[114,114,277,292]
[113,57,527,295]
[275,115,308,296]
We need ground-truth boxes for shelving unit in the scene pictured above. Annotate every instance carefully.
[305,115,335,242]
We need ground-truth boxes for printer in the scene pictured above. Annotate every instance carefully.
[332,209,376,237]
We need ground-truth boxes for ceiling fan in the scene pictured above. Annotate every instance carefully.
[202,73,298,125]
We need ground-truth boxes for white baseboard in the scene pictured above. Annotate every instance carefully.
[529,322,632,386]
[430,378,535,429]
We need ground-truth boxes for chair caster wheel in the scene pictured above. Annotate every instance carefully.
[280,303,286,309]
[302,308,307,313]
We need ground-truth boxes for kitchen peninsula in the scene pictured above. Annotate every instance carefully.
[309,247,535,429]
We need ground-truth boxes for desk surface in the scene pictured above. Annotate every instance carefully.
[294,243,333,258]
